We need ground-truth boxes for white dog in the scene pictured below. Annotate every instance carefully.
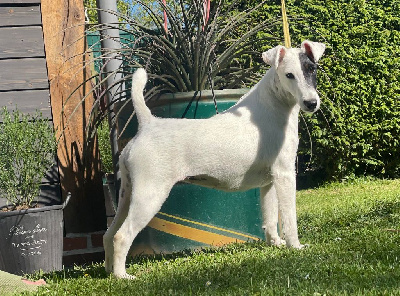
[104,40,325,279]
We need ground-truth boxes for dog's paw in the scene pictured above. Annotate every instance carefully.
[289,242,308,250]
[277,239,286,247]
[266,237,286,247]
[298,243,310,249]
[114,272,136,280]
[274,239,286,248]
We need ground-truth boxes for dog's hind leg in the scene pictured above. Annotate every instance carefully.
[112,179,174,279]
[261,184,286,247]
[103,170,132,274]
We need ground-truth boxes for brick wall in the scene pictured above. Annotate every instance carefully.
[61,179,116,266]
[63,231,105,266]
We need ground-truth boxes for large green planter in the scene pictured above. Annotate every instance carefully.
[112,89,264,255]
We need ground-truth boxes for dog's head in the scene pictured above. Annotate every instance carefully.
[262,41,325,113]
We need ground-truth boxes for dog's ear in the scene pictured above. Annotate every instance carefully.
[262,45,286,69]
[301,40,325,63]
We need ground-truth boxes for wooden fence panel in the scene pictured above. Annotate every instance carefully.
[0,58,48,91]
[0,5,41,27]
[0,26,45,58]
[0,89,51,117]
[0,1,41,4]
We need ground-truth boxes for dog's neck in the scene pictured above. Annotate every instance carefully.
[226,67,301,129]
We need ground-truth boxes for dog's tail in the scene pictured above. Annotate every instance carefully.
[131,68,152,125]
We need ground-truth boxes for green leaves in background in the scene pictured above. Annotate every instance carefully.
[250,0,400,180]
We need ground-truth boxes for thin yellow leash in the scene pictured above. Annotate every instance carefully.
[281,0,291,48]
[277,0,291,238]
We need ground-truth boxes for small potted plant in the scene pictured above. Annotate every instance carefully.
[0,107,68,275]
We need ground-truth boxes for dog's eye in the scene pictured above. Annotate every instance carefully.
[286,73,295,79]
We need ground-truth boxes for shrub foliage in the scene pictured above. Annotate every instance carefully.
[0,108,56,208]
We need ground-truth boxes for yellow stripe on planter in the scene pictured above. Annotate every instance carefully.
[147,212,260,247]
[158,212,259,241]
[148,217,247,246]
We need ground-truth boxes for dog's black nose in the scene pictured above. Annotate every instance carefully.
[304,99,318,111]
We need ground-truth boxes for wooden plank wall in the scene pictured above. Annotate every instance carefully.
[0,0,61,207]
[0,0,106,232]
[0,0,51,118]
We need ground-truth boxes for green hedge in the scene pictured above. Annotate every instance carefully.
[246,0,400,180]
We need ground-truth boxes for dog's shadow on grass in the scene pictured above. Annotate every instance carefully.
[35,246,232,281]
[126,245,226,268]
[37,262,109,280]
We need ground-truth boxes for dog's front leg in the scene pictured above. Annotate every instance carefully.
[260,184,285,247]
[273,174,303,249]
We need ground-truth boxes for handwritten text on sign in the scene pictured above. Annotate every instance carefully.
[9,224,48,257]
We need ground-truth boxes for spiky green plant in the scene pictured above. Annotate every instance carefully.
[82,0,281,106]
[117,0,280,96]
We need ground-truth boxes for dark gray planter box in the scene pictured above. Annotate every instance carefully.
[0,196,69,275]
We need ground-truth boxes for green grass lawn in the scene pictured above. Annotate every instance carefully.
[23,179,400,295]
